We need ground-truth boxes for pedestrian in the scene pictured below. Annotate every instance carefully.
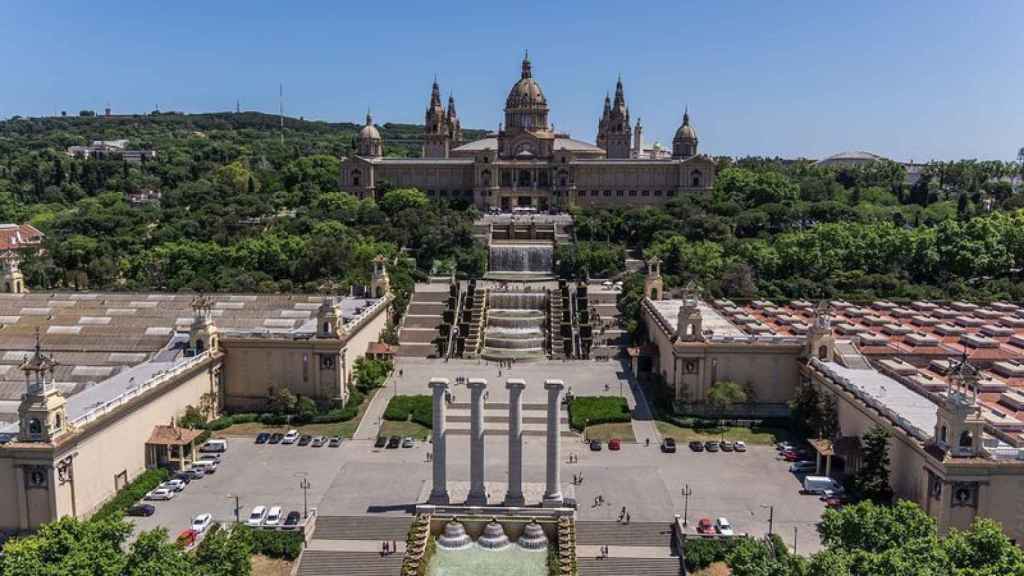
[645,438,650,447]
[392,540,397,554]
[626,513,630,525]
[399,369,403,377]
[620,505,626,517]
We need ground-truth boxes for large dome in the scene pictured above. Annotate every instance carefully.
[359,112,381,140]
[505,55,547,110]
[675,111,697,141]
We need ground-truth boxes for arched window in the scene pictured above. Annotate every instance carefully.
[818,345,828,360]
[940,425,947,444]
[518,170,531,187]
[959,430,973,448]
[28,418,42,435]
[54,414,63,431]
[323,322,331,334]
[481,170,491,187]
[195,339,205,354]
[3,282,9,293]
[650,288,659,299]
[352,169,362,187]
[690,169,703,187]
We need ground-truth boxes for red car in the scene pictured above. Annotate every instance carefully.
[783,450,809,462]
[176,529,198,549]
[697,518,715,535]
[608,438,621,451]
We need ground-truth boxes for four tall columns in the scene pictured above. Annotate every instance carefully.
[543,378,565,507]
[428,377,450,505]
[466,378,488,506]
[504,378,526,506]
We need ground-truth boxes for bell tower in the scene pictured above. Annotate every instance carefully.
[643,257,663,301]
[934,358,987,458]
[317,296,346,339]
[1,251,25,294]
[371,255,390,299]
[189,294,219,354]
[423,78,451,159]
[674,282,704,342]
[17,330,66,443]
[807,301,835,362]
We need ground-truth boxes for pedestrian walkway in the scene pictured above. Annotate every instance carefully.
[353,379,395,440]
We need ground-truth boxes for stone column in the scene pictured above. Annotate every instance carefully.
[428,377,450,505]
[466,378,488,506]
[504,378,526,506]
[543,378,565,507]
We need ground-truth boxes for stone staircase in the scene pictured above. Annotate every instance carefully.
[461,287,487,357]
[297,550,404,576]
[589,288,626,358]
[575,521,677,546]
[397,286,447,357]
[550,285,571,358]
[311,515,412,541]
[577,557,681,576]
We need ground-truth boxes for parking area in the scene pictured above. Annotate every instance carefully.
[130,439,349,537]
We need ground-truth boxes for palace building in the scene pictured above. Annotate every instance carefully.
[340,53,716,211]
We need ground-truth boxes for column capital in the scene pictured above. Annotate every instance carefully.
[544,379,565,392]
[467,377,488,391]
[429,377,450,391]
[506,378,526,391]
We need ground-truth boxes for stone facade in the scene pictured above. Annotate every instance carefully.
[340,54,716,211]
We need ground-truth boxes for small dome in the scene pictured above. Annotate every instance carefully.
[675,111,697,141]
[359,112,381,140]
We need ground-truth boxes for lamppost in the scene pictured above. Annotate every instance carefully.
[793,526,798,554]
[300,477,311,518]
[761,504,774,536]
[226,494,240,524]
[680,484,693,527]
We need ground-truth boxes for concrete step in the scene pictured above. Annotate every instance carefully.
[577,557,681,576]
[312,515,412,541]
[402,315,442,329]
[412,291,450,303]
[396,343,435,357]
[297,550,404,576]
[575,521,677,547]
[398,328,440,343]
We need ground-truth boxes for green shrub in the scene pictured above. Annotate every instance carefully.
[568,396,630,431]
[384,395,432,428]
[683,537,737,571]
[238,526,304,560]
[311,388,365,423]
[260,412,289,426]
[93,468,169,521]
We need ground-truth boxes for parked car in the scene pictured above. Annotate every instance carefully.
[176,529,198,549]
[823,494,851,509]
[255,432,270,444]
[268,433,284,444]
[160,479,187,492]
[328,437,342,448]
[193,459,218,474]
[172,472,192,485]
[704,441,720,453]
[297,434,312,446]
[191,513,213,534]
[283,511,302,529]
[733,441,747,453]
[689,440,704,452]
[200,439,228,453]
[783,449,809,462]
[401,437,415,448]
[715,517,735,536]
[145,488,176,501]
[802,475,843,495]
[281,430,299,445]
[790,461,817,473]
[776,441,796,452]
[608,438,621,451]
[264,506,283,527]
[184,467,206,480]
[720,441,734,452]
[661,437,677,453]
[127,504,155,517]
[311,436,326,447]
[246,505,268,527]
[374,436,388,448]
[387,436,401,449]
[589,439,602,451]
[696,517,715,535]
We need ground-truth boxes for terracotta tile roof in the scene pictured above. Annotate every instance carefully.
[0,224,43,251]
[147,425,204,446]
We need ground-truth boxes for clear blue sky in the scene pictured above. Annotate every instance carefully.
[3,1,1022,161]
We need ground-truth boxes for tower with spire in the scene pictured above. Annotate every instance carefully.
[598,75,632,159]
[673,108,699,158]
[357,110,383,158]
[423,77,452,158]
[446,94,463,147]
[17,329,66,443]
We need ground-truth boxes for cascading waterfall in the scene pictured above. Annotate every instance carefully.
[488,244,553,273]
[483,291,547,359]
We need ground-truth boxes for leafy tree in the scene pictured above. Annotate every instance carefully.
[125,529,195,576]
[854,426,894,503]
[378,187,428,216]
[268,388,297,414]
[706,380,747,420]
[193,525,252,576]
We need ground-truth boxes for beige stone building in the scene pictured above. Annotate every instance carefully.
[340,54,716,211]
[0,263,392,533]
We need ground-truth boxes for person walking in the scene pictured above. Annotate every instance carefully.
[625,513,630,525]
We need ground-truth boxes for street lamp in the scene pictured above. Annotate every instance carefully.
[225,494,240,524]
[680,484,693,527]
[761,504,774,536]
[299,477,312,519]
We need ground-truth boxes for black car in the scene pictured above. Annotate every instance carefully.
[689,441,705,452]
[374,436,388,448]
[172,472,192,485]
[386,435,401,449]
[704,440,720,453]
[127,504,155,517]
[589,439,602,451]
[283,511,302,529]
[255,432,270,444]
[298,434,312,446]
[661,437,677,453]
[268,433,284,444]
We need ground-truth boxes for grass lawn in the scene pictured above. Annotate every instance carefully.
[218,389,377,438]
[251,555,293,576]
[655,420,792,445]
[584,422,636,442]
[380,420,431,440]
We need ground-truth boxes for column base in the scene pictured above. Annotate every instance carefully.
[542,493,564,508]
[465,491,488,506]
[428,491,450,505]
[503,493,526,507]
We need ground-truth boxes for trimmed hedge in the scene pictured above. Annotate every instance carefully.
[93,468,169,521]
[683,537,738,572]
[567,396,630,431]
[384,395,433,428]
[238,525,304,560]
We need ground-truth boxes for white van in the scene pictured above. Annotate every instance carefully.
[193,458,219,474]
[802,476,843,495]
[200,439,228,453]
